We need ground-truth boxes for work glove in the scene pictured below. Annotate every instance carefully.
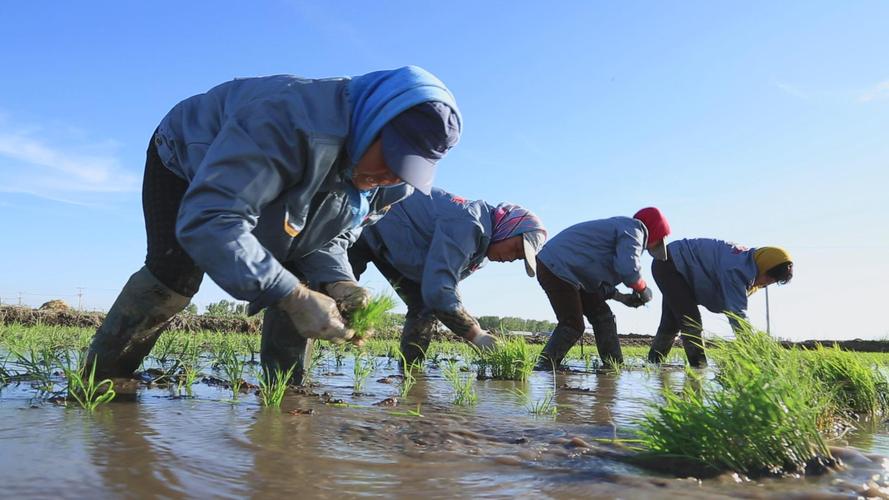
[465,325,498,351]
[323,280,371,317]
[435,306,497,350]
[613,287,653,308]
[277,284,353,343]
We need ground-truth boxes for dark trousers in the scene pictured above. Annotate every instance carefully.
[348,237,431,320]
[650,258,706,366]
[536,259,611,333]
[142,136,204,297]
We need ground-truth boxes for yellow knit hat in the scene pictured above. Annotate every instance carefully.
[753,246,792,275]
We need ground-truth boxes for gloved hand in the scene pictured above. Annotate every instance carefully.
[465,325,498,351]
[632,287,653,307]
[613,287,653,308]
[323,280,371,316]
[277,284,353,343]
[611,291,636,307]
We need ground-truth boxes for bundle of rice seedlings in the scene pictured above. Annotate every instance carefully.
[476,335,537,381]
[349,294,397,342]
[804,344,889,419]
[636,322,832,477]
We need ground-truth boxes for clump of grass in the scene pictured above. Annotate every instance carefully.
[349,294,397,341]
[476,335,536,381]
[257,364,297,407]
[61,352,116,411]
[442,361,477,406]
[352,352,376,394]
[636,322,831,477]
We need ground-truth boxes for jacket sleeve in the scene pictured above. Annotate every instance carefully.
[613,228,645,288]
[175,104,303,312]
[294,228,361,288]
[421,219,482,313]
[723,269,750,332]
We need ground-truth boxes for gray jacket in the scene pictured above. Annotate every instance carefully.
[537,217,647,295]
[668,238,758,326]
[358,188,491,313]
[153,71,453,312]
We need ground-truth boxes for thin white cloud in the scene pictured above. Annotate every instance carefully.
[774,81,808,99]
[859,80,889,102]
[0,118,139,205]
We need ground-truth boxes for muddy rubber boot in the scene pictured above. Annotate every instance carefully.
[87,266,191,378]
[260,305,314,386]
[681,329,707,368]
[399,315,437,366]
[647,329,678,364]
[590,310,623,368]
[534,325,583,371]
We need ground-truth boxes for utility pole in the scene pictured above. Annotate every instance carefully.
[76,287,85,311]
[18,292,22,306]
[765,287,771,335]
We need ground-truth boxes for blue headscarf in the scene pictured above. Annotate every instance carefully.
[346,66,462,163]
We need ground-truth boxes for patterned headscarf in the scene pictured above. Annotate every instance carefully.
[491,203,546,242]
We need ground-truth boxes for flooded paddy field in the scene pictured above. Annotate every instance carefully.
[2,325,889,498]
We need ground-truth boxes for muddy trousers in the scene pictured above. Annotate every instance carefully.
[535,259,623,369]
[649,258,706,367]
[349,237,437,365]
[88,137,203,378]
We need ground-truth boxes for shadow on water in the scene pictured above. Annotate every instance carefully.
[1,354,888,498]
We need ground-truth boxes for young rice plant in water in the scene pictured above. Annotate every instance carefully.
[442,360,477,406]
[61,352,116,411]
[258,364,297,407]
[477,335,537,381]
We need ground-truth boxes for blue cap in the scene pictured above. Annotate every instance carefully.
[380,101,460,195]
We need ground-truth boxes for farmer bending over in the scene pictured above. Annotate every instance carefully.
[87,66,462,383]
[533,208,671,370]
[647,239,793,367]
[349,187,546,364]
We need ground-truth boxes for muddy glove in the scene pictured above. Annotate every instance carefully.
[631,287,654,307]
[435,306,498,350]
[276,285,353,343]
[611,291,636,307]
[323,281,371,317]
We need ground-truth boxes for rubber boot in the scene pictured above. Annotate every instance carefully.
[681,329,707,368]
[590,310,623,368]
[260,305,314,386]
[87,266,191,378]
[399,314,437,366]
[647,328,678,364]
[534,325,583,371]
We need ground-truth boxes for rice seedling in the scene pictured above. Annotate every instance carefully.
[389,404,424,418]
[636,322,832,477]
[151,333,178,367]
[442,360,477,406]
[175,338,204,396]
[215,343,247,401]
[257,364,297,407]
[476,335,536,381]
[397,350,417,398]
[11,344,57,394]
[348,294,397,342]
[60,351,116,411]
[352,351,376,394]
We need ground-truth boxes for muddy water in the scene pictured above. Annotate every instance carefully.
[2,356,889,498]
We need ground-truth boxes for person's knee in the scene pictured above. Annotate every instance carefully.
[557,317,585,333]
[146,256,203,297]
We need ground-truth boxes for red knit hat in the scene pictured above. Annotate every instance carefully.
[633,207,671,259]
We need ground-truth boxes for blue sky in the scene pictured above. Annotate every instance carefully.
[1,1,887,340]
